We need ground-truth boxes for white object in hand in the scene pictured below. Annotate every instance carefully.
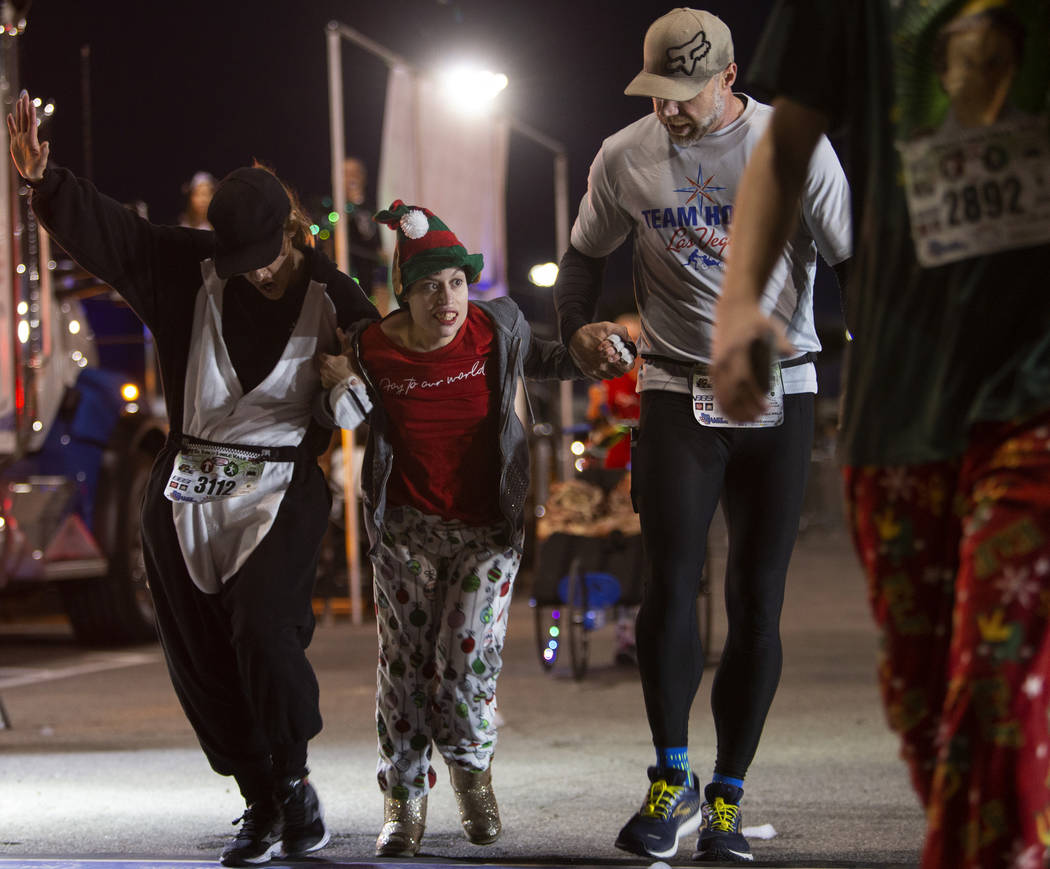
[607,333,635,367]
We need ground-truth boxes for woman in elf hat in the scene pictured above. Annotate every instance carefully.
[317,200,584,857]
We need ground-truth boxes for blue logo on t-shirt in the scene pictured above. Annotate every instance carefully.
[640,160,731,229]
[635,161,733,271]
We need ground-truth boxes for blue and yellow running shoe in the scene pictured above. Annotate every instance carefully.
[615,766,702,858]
[694,782,753,862]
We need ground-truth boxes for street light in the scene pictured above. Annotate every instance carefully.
[440,67,508,115]
[528,262,559,288]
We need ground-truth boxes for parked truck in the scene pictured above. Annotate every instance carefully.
[0,2,166,645]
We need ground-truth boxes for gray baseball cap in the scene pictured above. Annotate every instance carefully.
[625,8,734,101]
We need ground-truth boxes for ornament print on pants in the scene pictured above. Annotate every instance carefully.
[373,505,520,799]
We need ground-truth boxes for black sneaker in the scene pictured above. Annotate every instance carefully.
[278,777,330,857]
[693,782,753,862]
[615,766,702,858]
[220,799,282,867]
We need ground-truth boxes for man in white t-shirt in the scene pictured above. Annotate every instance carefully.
[553,8,851,863]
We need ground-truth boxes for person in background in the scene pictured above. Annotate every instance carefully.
[316,200,582,858]
[7,90,378,867]
[343,156,389,306]
[585,312,642,665]
[710,1,1050,866]
[553,7,851,862]
[586,312,641,472]
[178,170,215,229]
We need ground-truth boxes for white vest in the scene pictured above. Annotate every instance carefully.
[171,259,336,593]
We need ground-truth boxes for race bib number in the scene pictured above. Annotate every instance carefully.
[164,447,266,504]
[692,364,784,428]
[899,115,1050,267]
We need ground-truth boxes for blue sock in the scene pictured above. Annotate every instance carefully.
[711,772,745,791]
[656,747,691,779]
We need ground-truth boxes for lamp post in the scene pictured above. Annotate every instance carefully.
[325,21,407,627]
[327,21,407,278]
[508,120,574,480]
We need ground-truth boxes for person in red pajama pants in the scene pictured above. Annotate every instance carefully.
[710,1,1050,865]
[845,418,1050,866]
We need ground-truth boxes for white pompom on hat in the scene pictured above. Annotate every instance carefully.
[374,199,484,302]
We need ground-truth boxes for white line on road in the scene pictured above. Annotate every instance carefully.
[0,862,560,869]
[0,652,161,690]
[0,862,218,868]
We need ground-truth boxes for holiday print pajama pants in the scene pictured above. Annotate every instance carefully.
[372,505,520,800]
[844,413,1050,869]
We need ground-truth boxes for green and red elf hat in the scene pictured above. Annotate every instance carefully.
[374,200,484,303]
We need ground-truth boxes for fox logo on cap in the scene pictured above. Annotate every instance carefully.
[666,30,712,76]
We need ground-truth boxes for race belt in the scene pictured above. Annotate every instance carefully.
[164,433,299,504]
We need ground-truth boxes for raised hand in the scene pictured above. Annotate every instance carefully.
[6,91,49,182]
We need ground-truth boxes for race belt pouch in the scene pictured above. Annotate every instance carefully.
[691,362,785,428]
[164,434,298,504]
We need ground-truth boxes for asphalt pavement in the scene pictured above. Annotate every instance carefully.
[0,519,924,869]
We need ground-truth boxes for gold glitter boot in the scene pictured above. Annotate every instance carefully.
[375,793,427,857]
[448,763,501,845]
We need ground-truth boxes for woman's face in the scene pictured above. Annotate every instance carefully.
[242,233,294,299]
[405,267,469,349]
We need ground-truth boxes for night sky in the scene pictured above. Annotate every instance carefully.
[14,1,839,334]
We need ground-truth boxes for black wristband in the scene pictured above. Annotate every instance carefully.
[23,166,49,188]
[553,244,607,346]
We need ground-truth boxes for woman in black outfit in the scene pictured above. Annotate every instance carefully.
[8,91,378,867]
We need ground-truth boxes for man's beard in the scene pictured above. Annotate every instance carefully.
[665,88,725,146]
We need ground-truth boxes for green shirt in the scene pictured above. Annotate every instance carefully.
[752,0,1050,465]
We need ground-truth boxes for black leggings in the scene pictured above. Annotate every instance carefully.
[633,389,813,779]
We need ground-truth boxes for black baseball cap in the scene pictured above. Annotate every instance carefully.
[207,167,291,279]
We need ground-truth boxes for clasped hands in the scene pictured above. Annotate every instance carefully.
[317,328,363,390]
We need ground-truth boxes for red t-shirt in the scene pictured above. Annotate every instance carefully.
[359,303,501,524]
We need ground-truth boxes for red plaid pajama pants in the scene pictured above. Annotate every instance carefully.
[845,413,1050,869]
